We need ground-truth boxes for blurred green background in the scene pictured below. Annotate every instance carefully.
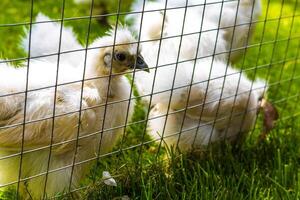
[0,0,300,199]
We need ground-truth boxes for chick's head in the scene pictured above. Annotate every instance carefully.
[91,27,149,75]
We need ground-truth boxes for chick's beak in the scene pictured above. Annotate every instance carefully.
[131,56,149,73]
[136,61,149,73]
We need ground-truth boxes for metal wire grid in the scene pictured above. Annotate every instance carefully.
[0,0,298,198]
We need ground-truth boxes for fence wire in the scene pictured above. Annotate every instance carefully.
[0,0,299,199]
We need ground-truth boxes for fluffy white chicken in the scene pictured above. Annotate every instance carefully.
[129,0,265,151]
[0,28,148,198]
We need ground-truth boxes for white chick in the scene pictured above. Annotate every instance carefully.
[0,28,148,198]
[147,58,266,151]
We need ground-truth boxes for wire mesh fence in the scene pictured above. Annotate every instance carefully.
[0,0,299,199]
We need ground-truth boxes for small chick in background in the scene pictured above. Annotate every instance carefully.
[0,24,148,198]
[129,0,266,152]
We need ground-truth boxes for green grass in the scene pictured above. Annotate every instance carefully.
[0,0,300,199]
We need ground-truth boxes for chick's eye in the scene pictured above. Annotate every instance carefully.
[115,53,126,62]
